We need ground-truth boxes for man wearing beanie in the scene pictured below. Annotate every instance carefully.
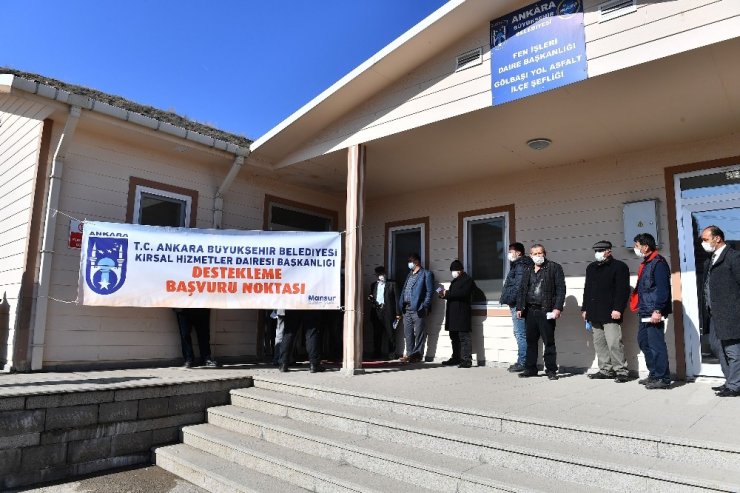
[582,240,631,382]
[439,260,475,368]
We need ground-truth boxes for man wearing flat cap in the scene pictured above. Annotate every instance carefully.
[582,240,631,382]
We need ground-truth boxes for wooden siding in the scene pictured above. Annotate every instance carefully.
[0,95,51,365]
[362,132,740,372]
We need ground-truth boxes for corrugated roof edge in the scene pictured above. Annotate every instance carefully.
[0,67,252,153]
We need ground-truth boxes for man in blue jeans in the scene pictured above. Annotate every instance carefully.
[397,253,434,363]
[631,233,672,389]
[499,242,532,372]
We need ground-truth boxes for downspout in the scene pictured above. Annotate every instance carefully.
[213,152,248,228]
[30,105,81,370]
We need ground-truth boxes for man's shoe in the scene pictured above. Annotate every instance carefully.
[399,355,410,363]
[309,363,326,373]
[638,377,655,385]
[507,363,525,373]
[716,388,740,397]
[645,379,671,389]
[546,371,559,381]
[182,360,193,368]
[711,384,727,391]
[518,371,538,378]
[587,371,614,380]
[614,374,630,383]
[442,358,460,366]
[203,359,218,368]
[279,364,289,373]
[458,361,472,368]
[409,354,423,363]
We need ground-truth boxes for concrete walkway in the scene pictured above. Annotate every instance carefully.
[2,361,737,449]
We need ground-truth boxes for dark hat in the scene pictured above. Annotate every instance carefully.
[449,260,464,271]
[592,240,612,250]
[374,266,386,275]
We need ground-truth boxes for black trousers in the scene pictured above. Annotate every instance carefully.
[281,310,322,365]
[176,308,212,362]
[449,331,472,363]
[371,305,396,357]
[525,307,557,372]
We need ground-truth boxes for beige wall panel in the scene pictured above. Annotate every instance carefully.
[364,134,740,372]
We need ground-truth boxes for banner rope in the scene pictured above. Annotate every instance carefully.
[47,296,80,305]
[51,209,85,223]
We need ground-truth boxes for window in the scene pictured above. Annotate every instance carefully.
[263,194,337,232]
[126,177,198,227]
[459,206,514,305]
[385,218,429,282]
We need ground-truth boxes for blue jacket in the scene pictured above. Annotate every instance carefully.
[636,253,672,317]
[397,268,434,315]
[499,256,534,306]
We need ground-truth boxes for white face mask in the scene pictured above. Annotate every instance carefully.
[531,255,545,266]
[451,271,460,279]
[701,241,716,253]
[507,252,518,262]
[594,251,606,262]
[378,275,385,282]
[633,247,645,258]
[408,262,415,270]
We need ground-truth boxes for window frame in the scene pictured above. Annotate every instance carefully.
[126,177,198,227]
[262,194,338,232]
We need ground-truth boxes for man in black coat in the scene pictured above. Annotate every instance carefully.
[700,225,740,397]
[581,240,631,382]
[516,244,566,380]
[368,266,399,359]
[440,260,475,368]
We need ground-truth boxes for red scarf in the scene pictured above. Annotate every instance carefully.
[629,250,659,312]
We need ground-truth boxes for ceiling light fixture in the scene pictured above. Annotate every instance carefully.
[527,138,551,150]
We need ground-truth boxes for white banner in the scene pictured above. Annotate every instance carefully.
[78,221,342,309]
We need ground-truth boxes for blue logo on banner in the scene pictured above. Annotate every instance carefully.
[490,0,586,106]
[85,238,127,295]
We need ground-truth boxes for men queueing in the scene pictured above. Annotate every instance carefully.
[440,260,475,368]
[700,226,740,397]
[516,244,566,380]
[397,253,434,363]
[174,308,217,368]
[631,233,672,389]
[280,310,325,373]
[582,240,631,382]
[499,242,533,373]
[368,266,399,359]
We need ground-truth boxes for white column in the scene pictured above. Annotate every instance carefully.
[342,144,366,375]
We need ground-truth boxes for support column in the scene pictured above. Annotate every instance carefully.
[342,144,366,375]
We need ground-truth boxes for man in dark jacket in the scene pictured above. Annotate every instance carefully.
[440,260,475,368]
[700,226,740,397]
[581,240,631,382]
[368,266,399,359]
[516,244,566,380]
[500,242,533,372]
[631,233,672,389]
[397,253,434,363]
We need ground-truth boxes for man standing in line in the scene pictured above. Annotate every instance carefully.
[499,242,533,373]
[700,225,740,397]
[440,260,475,368]
[397,253,434,363]
[174,308,218,368]
[516,244,566,380]
[631,233,672,389]
[368,266,399,359]
[582,240,631,382]
[280,310,325,373]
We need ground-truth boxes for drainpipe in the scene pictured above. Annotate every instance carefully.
[213,153,248,229]
[30,105,81,370]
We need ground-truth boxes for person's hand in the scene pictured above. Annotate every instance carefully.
[516,310,522,319]
[396,315,402,319]
[650,311,662,323]
[552,309,561,319]
[438,289,446,298]
[611,310,621,320]
[581,311,587,320]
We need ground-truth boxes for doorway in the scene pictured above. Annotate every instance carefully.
[676,166,740,378]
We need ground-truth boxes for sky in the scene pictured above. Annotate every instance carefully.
[2,0,448,141]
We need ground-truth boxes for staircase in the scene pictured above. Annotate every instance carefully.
[156,376,740,492]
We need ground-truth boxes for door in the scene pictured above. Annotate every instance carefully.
[388,225,424,284]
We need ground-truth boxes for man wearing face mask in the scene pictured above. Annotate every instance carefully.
[516,244,566,380]
[582,240,631,382]
[368,266,399,360]
[397,253,434,363]
[700,226,740,397]
[500,242,533,372]
[630,233,672,389]
[439,260,475,368]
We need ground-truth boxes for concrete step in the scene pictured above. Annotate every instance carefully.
[230,385,740,492]
[155,443,309,493]
[182,423,436,493]
[251,376,740,473]
[206,404,608,493]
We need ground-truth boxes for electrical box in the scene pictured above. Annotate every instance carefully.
[623,200,658,247]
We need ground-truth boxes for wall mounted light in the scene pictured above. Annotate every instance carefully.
[526,138,551,150]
